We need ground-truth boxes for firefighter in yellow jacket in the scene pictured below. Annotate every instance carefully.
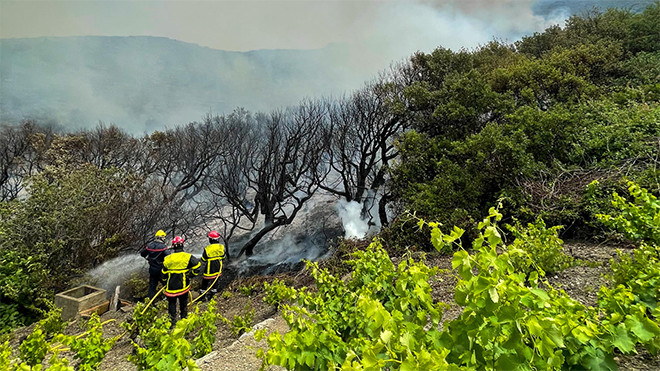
[199,230,225,301]
[161,236,200,327]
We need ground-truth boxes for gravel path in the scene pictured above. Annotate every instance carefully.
[197,316,288,371]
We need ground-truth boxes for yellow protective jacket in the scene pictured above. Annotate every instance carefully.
[162,251,201,297]
[201,243,225,279]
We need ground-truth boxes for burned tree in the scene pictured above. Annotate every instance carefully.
[139,120,222,238]
[322,77,406,226]
[201,109,256,249]
[206,102,329,256]
[0,122,53,201]
[84,124,144,171]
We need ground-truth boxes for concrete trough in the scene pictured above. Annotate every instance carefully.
[54,285,107,320]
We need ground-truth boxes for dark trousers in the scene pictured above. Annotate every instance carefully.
[167,293,189,326]
[200,278,217,301]
[147,270,161,298]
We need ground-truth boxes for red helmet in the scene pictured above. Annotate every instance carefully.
[208,231,220,239]
[172,236,184,246]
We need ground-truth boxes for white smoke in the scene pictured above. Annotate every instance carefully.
[335,199,370,239]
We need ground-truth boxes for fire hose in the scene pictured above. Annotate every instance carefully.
[191,273,221,304]
[114,272,220,340]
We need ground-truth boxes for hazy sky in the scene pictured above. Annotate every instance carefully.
[1,0,653,131]
[2,0,650,55]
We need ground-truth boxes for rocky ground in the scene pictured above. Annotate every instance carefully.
[6,241,660,370]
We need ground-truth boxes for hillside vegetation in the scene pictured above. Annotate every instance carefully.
[388,3,659,248]
[1,3,659,370]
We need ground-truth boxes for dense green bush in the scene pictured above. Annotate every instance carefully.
[0,164,148,332]
[388,4,660,244]
[3,298,221,370]
[127,300,219,371]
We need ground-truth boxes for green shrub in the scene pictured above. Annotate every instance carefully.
[507,217,575,275]
[220,305,254,337]
[263,279,296,309]
[596,181,660,245]
[596,181,660,319]
[192,299,218,358]
[64,314,116,371]
[0,341,11,370]
[239,284,256,297]
[261,206,660,370]
[128,316,201,371]
[38,307,65,336]
[124,274,149,300]
[261,239,450,370]
[128,301,218,370]
[19,325,48,367]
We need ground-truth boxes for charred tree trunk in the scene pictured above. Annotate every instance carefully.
[238,221,284,257]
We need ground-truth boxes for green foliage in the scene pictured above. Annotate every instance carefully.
[262,205,660,369]
[0,303,28,336]
[435,207,660,369]
[608,242,660,323]
[45,349,74,371]
[507,217,575,275]
[128,316,200,371]
[220,304,254,337]
[380,215,438,252]
[1,341,11,370]
[63,314,117,371]
[124,299,164,336]
[595,181,660,332]
[608,242,660,290]
[0,212,49,334]
[263,279,297,309]
[572,102,660,167]
[128,301,218,370]
[8,298,217,371]
[6,315,113,371]
[389,4,660,244]
[261,239,452,370]
[0,163,147,332]
[390,131,480,237]
[192,299,218,358]
[319,238,368,275]
[516,4,660,56]
[597,281,660,353]
[239,284,257,297]
[596,181,660,245]
[124,274,149,300]
[19,325,48,367]
[38,307,65,336]
[618,52,660,86]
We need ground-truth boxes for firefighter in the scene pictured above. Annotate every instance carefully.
[139,229,171,299]
[161,236,200,327]
[199,230,226,301]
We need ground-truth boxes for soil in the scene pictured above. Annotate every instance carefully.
[6,241,660,370]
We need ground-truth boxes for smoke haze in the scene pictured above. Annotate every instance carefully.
[0,0,654,132]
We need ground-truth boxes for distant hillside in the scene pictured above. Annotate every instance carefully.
[0,36,367,133]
